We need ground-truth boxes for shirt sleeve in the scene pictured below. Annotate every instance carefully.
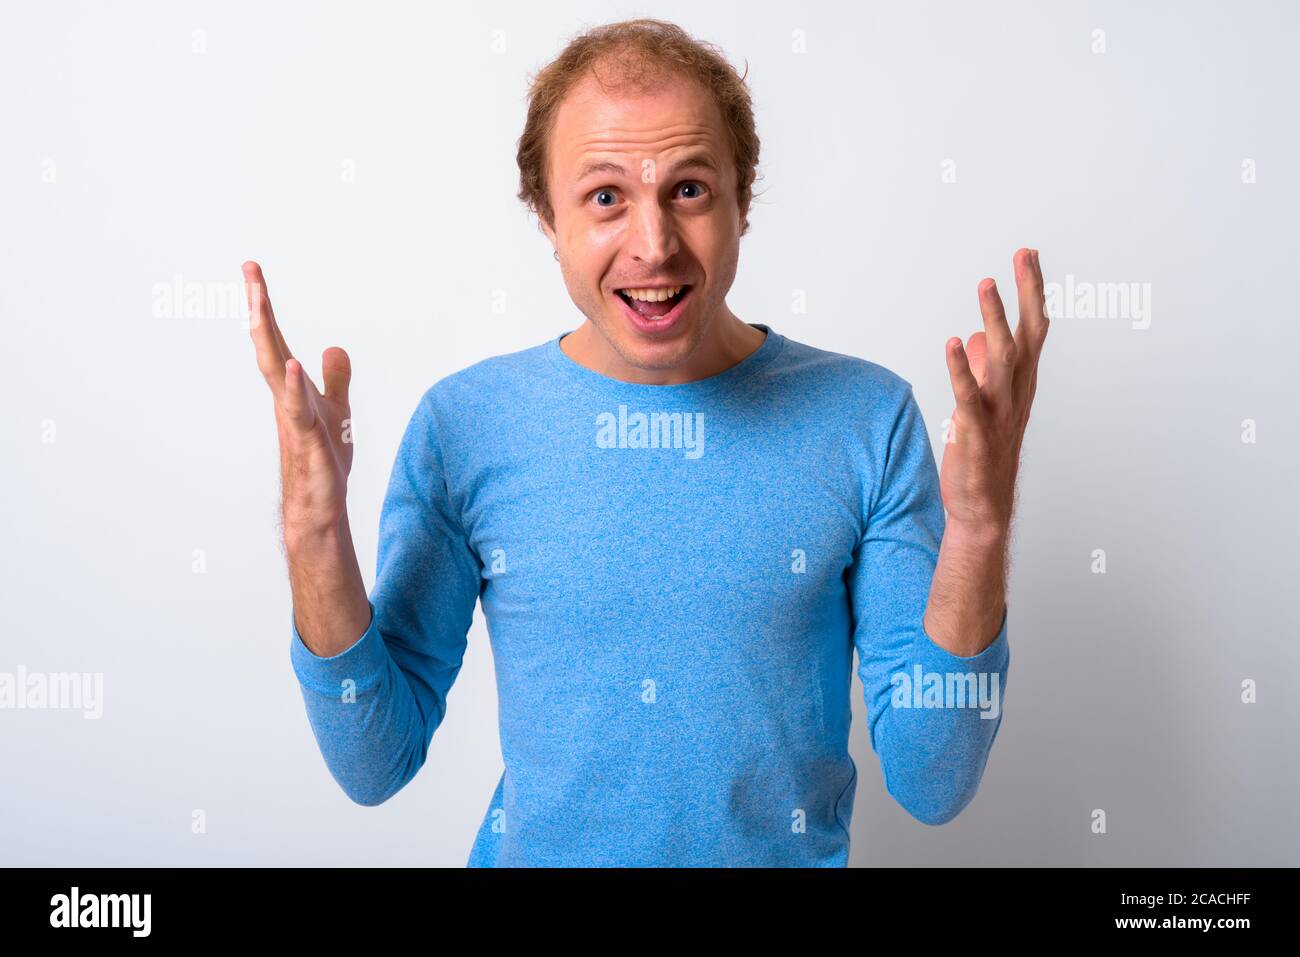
[847,384,1010,825]
[288,389,482,806]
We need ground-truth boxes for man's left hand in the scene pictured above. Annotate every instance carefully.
[939,247,1050,541]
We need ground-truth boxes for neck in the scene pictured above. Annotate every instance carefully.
[561,306,767,385]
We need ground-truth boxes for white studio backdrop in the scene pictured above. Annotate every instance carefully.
[1,0,1296,865]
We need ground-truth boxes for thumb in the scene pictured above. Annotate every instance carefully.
[321,346,352,403]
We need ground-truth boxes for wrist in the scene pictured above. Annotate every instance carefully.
[944,517,1010,553]
[283,513,351,558]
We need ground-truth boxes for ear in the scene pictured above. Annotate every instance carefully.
[539,216,557,251]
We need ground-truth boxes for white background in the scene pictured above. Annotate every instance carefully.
[2,0,1296,865]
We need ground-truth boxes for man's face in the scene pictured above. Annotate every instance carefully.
[542,70,744,372]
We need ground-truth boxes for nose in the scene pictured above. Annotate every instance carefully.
[627,199,680,268]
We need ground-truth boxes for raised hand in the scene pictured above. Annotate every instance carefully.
[244,260,370,654]
[939,248,1049,540]
[244,261,355,541]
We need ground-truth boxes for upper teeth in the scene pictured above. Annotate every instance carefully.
[622,286,683,302]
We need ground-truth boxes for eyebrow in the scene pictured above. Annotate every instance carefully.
[575,151,720,183]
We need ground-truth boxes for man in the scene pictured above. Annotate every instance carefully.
[246,18,1048,866]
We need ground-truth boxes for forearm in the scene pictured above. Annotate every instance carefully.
[923,521,1008,658]
[285,508,438,808]
[865,517,1012,825]
[285,510,372,658]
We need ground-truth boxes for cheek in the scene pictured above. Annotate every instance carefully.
[691,218,740,284]
[694,200,737,242]
[573,227,621,284]
[582,220,623,256]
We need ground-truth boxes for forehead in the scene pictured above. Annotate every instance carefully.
[548,71,729,177]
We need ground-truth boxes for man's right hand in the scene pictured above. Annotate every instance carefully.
[245,260,371,656]
[244,260,354,544]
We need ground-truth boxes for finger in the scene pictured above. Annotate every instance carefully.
[1012,247,1047,352]
[1012,247,1049,397]
[242,261,296,365]
[244,262,286,393]
[321,347,351,404]
[977,277,1016,396]
[282,358,317,434]
[965,330,988,385]
[945,337,985,432]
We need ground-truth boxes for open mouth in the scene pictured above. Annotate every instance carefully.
[614,284,693,324]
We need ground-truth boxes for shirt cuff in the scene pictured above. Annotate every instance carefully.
[289,601,390,697]
[910,605,1009,672]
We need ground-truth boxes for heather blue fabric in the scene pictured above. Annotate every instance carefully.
[289,322,1010,866]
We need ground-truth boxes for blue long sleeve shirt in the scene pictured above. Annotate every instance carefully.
[289,322,1010,866]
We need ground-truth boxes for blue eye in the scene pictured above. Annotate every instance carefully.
[590,183,707,208]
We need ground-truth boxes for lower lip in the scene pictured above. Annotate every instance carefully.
[615,286,693,335]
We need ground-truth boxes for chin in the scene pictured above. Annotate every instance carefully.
[623,307,709,358]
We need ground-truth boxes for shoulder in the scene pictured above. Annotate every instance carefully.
[773,332,916,414]
[415,338,552,422]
